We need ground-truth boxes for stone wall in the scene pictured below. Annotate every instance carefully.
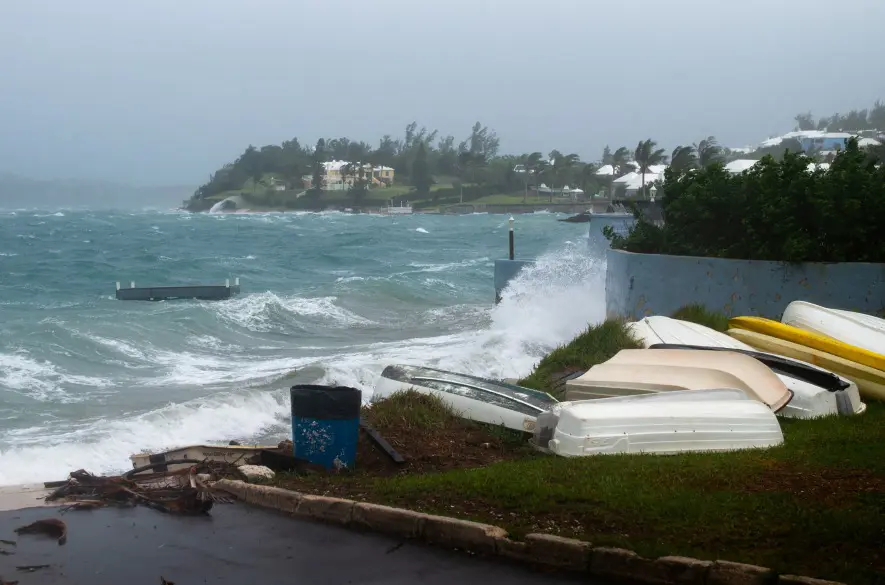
[605,248,885,320]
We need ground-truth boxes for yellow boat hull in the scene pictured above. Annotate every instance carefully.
[726,328,885,401]
[728,316,885,372]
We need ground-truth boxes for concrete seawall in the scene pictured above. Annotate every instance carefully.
[494,259,533,303]
[605,248,885,320]
[493,214,635,303]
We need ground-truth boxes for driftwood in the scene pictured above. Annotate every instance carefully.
[14,519,67,546]
[44,462,241,516]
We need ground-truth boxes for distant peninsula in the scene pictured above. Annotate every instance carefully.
[184,102,884,214]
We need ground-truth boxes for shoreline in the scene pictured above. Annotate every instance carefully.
[0,483,55,512]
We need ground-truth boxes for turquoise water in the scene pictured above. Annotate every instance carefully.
[0,209,607,484]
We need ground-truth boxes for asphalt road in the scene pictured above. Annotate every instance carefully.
[0,503,590,584]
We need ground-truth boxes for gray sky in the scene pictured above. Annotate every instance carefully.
[2,0,884,186]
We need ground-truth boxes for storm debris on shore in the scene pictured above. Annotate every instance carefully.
[44,463,245,516]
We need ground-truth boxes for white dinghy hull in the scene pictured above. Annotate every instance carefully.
[782,300,885,354]
[374,364,559,433]
[534,389,784,457]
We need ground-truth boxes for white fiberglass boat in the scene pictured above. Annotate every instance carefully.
[130,444,271,473]
[781,300,885,354]
[627,316,864,417]
[565,357,792,412]
[374,364,559,432]
[602,349,791,409]
[532,389,784,457]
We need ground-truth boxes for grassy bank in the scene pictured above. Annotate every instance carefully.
[272,312,884,584]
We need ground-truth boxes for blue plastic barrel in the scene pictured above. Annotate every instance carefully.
[290,385,362,470]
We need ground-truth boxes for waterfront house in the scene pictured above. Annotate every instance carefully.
[304,161,396,190]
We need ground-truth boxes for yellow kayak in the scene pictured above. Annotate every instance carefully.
[728,316,885,373]
[727,328,885,401]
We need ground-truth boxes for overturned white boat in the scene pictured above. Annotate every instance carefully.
[532,389,784,457]
[130,444,271,473]
[627,316,864,418]
[782,300,885,354]
[565,353,792,412]
[374,364,559,432]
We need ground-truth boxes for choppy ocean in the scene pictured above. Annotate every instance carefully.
[0,208,608,485]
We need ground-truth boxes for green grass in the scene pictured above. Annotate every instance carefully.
[463,193,531,205]
[366,389,460,432]
[670,303,731,332]
[518,319,642,398]
[333,403,885,584]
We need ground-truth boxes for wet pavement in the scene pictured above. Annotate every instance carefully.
[0,503,589,584]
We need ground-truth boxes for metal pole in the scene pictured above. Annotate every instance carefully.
[508,216,515,260]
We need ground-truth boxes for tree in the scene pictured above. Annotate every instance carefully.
[346,160,370,206]
[695,136,723,167]
[602,146,631,198]
[602,145,613,165]
[411,142,432,195]
[521,151,544,201]
[870,100,885,131]
[794,112,816,131]
[580,162,600,197]
[611,147,631,175]
[310,139,327,198]
[545,151,580,202]
[633,139,668,198]
[609,138,885,263]
[436,135,457,176]
[670,145,698,173]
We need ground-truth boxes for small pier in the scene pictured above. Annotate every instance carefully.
[115,278,241,301]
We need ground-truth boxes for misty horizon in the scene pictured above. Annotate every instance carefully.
[3,0,884,188]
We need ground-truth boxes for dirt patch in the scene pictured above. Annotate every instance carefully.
[272,391,534,497]
[739,462,885,505]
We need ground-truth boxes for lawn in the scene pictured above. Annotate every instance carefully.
[270,311,885,584]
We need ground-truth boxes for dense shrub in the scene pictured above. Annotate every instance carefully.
[606,139,885,262]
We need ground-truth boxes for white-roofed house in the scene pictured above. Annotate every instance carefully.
[611,170,664,198]
[725,159,761,174]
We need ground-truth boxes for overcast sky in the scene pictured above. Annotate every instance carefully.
[2,0,884,186]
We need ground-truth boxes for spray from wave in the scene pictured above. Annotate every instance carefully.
[0,241,605,485]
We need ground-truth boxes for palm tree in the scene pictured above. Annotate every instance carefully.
[580,162,599,197]
[339,162,353,191]
[670,145,698,173]
[695,136,723,167]
[611,147,631,176]
[604,146,631,198]
[633,139,668,199]
[521,151,543,202]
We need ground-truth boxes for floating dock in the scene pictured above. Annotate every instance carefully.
[115,278,241,301]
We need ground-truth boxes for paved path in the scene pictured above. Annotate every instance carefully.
[0,503,590,584]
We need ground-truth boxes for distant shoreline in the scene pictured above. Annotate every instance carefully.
[183,202,607,216]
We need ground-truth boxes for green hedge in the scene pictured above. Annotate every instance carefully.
[606,138,885,263]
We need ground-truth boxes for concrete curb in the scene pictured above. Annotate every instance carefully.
[212,480,845,585]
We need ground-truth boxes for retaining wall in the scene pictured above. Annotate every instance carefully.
[215,480,846,585]
[605,248,885,320]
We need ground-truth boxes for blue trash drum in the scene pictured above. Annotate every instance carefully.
[290,385,362,470]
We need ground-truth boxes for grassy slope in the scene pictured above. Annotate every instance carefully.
[670,303,731,332]
[367,404,884,583]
